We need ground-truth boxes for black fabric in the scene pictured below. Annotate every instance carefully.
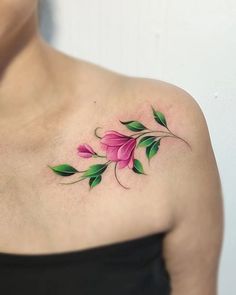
[0,232,171,294]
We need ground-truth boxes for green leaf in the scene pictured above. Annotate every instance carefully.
[132,159,145,174]
[138,136,156,148]
[83,164,107,178]
[146,140,161,160]
[151,106,168,128]
[120,120,147,132]
[89,175,102,188]
[49,164,78,177]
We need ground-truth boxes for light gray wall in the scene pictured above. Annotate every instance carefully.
[40,1,236,294]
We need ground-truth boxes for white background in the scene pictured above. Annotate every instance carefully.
[40,1,236,294]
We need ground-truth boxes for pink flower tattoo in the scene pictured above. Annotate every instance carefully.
[49,106,191,189]
[77,144,96,158]
[101,131,136,169]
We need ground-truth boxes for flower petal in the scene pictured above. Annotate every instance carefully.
[77,144,95,158]
[78,152,93,158]
[100,142,108,151]
[117,159,130,169]
[101,137,129,147]
[101,131,130,147]
[81,144,95,154]
[106,146,119,161]
[104,130,129,138]
[117,138,136,160]
[128,151,135,168]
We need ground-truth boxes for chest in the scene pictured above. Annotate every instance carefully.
[0,120,173,253]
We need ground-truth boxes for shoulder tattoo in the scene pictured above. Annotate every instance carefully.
[49,105,192,190]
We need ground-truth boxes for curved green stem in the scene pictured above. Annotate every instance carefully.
[94,127,103,139]
[60,177,86,185]
[166,129,192,150]
[94,154,107,158]
[130,130,170,138]
[77,169,87,173]
[60,161,112,185]
[114,163,130,190]
[131,129,192,150]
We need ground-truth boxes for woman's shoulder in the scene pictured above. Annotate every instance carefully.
[58,52,214,187]
[60,52,213,173]
[50,55,223,261]
[118,73,222,224]
[117,76,223,293]
[115,73,211,153]
[73,57,208,138]
[53,49,206,135]
[67,56,214,182]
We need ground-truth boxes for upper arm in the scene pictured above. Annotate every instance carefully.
[124,76,224,294]
[159,87,224,294]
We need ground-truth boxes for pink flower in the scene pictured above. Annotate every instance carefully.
[100,130,136,169]
[77,144,96,158]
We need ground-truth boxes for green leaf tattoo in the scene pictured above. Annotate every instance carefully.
[132,159,145,174]
[120,120,147,132]
[49,105,191,190]
[138,136,156,147]
[82,164,108,178]
[89,175,102,188]
[48,164,78,176]
[152,106,168,128]
[146,140,161,160]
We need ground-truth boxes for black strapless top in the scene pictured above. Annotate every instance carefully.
[0,232,171,295]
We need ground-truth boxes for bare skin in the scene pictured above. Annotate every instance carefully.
[0,2,223,295]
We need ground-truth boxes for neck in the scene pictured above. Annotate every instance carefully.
[0,14,60,121]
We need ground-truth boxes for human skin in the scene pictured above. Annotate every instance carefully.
[0,1,224,295]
